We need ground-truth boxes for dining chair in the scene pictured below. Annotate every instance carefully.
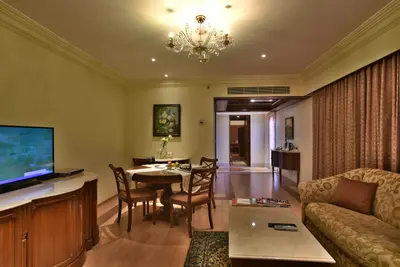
[200,157,218,209]
[109,164,158,232]
[131,157,156,209]
[169,167,217,238]
[132,157,156,167]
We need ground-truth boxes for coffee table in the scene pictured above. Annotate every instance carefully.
[229,206,335,267]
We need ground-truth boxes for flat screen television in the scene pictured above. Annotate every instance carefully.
[0,125,55,189]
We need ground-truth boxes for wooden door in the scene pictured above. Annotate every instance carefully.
[30,190,84,267]
[238,127,245,158]
[243,115,251,166]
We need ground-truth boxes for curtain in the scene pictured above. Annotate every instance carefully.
[313,51,400,179]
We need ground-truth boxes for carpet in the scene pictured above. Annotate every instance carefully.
[184,231,231,267]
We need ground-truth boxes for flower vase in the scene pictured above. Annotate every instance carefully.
[159,146,167,159]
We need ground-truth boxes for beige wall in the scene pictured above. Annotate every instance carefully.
[276,98,313,183]
[125,78,303,165]
[0,25,126,203]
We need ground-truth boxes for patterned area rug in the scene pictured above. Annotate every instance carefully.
[184,231,231,267]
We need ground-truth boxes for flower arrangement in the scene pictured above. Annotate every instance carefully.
[158,134,172,159]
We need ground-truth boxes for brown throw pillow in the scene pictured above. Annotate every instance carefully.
[331,177,378,214]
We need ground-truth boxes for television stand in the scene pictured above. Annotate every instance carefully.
[0,179,42,194]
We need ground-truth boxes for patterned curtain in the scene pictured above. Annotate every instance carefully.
[313,51,400,179]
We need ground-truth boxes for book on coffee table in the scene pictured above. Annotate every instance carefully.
[232,197,290,207]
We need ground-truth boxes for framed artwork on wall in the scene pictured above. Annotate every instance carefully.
[153,104,181,137]
[285,117,294,140]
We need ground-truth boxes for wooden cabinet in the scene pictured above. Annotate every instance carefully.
[271,150,301,184]
[0,179,98,267]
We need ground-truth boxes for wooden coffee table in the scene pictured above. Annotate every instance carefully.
[229,206,335,267]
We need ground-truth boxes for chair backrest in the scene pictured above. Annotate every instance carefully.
[200,157,218,168]
[109,164,132,202]
[188,167,217,203]
[132,157,156,167]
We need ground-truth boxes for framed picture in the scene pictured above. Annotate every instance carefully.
[285,117,294,140]
[153,104,181,137]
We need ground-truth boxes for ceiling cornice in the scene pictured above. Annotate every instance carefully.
[127,74,302,87]
[0,2,128,87]
[301,0,400,81]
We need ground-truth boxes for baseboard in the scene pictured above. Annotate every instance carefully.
[97,194,117,206]
[250,163,266,167]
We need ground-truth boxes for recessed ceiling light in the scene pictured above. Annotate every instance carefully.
[151,58,156,62]
[164,74,168,78]
[268,99,274,102]
[237,115,240,118]
[250,99,256,103]
[261,54,266,58]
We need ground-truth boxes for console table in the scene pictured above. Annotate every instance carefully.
[0,173,99,267]
[271,150,300,184]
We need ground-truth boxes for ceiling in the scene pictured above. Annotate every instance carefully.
[4,0,391,80]
[215,97,307,112]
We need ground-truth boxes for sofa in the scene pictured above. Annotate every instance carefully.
[298,168,400,267]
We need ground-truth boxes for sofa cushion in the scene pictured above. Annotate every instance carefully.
[305,202,400,267]
[331,177,378,214]
[360,169,400,229]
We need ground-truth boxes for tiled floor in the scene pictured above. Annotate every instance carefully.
[84,172,301,267]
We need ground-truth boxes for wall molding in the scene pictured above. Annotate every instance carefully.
[0,2,127,87]
[301,0,400,81]
[127,74,302,87]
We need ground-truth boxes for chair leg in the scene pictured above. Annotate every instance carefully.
[188,206,193,238]
[152,196,157,225]
[212,195,216,209]
[117,199,122,223]
[170,201,174,228]
[207,202,214,229]
[134,202,137,208]
[192,207,195,214]
[147,201,150,214]
[127,203,132,232]
[142,201,146,217]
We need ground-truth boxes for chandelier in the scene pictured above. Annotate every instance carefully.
[165,15,234,64]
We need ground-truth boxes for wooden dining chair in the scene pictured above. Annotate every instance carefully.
[131,157,156,209]
[109,164,158,232]
[169,167,217,238]
[200,157,218,209]
[132,157,156,167]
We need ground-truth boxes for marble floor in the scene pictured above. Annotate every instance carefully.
[84,172,301,267]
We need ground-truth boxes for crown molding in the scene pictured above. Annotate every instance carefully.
[0,2,128,87]
[301,0,400,80]
[126,74,302,87]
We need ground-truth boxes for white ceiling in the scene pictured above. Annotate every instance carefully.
[4,0,391,80]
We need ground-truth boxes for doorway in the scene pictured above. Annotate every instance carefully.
[229,115,250,166]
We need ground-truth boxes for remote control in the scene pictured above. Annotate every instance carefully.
[273,224,298,231]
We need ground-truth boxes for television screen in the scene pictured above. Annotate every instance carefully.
[0,126,54,186]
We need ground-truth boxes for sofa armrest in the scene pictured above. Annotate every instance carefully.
[298,175,340,221]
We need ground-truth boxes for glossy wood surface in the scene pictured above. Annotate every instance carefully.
[0,179,98,267]
[271,150,301,184]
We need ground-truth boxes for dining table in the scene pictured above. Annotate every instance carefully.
[126,164,201,222]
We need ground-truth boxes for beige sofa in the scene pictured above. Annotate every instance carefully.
[298,168,400,267]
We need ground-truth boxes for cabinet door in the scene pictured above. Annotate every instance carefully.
[30,190,84,267]
[82,180,99,250]
[0,206,28,267]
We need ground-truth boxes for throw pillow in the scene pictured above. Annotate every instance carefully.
[331,177,378,214]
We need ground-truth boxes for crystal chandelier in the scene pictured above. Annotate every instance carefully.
[165,15,234,64]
